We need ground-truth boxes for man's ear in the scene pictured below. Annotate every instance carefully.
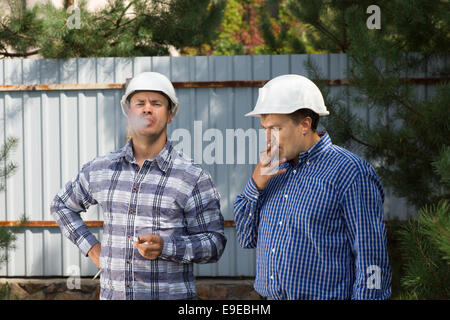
[300,117,312,135]
[167,108,173,124]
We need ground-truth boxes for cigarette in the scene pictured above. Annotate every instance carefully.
[92,269,102,280]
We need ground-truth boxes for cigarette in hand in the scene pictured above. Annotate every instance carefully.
[92,269,102,280]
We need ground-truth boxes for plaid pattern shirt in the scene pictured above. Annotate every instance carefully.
[51,139,226,300]
[234,132,391,300]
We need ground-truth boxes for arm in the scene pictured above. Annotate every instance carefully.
[50,161,99,257]
[159,170,227,264]
[233,178,263,249]
[341,171,392,300]
[233,143,286,249]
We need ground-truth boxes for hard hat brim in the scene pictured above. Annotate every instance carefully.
[245,108,330,117]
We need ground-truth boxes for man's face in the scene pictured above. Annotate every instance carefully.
[260,113,309,162]
[127,91,173,139]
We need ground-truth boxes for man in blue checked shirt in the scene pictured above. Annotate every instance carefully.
[234,74,391,300]
[51,72,226,300]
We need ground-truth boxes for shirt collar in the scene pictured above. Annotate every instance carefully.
[280,131,332,169]
[300,131,331,162]
[112,138,173,173]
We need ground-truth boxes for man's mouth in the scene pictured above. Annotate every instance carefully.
[143,117,153,126]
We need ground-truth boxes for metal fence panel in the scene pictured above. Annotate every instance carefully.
[0,54,435,277]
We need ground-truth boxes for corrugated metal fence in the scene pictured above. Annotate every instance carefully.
[0,54,431,277]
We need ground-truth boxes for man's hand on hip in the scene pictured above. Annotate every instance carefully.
[87,242,101,269]
[133,234,164,260]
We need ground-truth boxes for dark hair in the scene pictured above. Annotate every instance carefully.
[288,108,320,131]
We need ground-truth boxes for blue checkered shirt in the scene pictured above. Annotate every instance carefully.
[234,132,391,300]
[51,139,226,300]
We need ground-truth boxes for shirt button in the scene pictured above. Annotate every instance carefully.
[128,235,131,239]
[129,211,133,215]
[306,161,310,166]
[284,194,288,199]
[279,221,283,226]
[132,187,137,191]
[270,275,274,280]
[272,248,275,253]
[126,285,130,288]
[293,170,297,174]
[126,260,130,264]
[249,213,252,217]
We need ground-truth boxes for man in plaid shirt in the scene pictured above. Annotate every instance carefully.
[51,72,227,300]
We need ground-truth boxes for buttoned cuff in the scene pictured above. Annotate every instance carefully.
[77,232,99,257]
[243,178,262,202]
[160,235,176,259]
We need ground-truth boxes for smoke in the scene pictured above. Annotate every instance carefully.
[127,114,148,134]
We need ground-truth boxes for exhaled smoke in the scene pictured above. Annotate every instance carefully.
[127,114,148,133]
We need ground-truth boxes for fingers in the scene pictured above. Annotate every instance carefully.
[132,235,163,260]
[133,241,161,251]
[260,156,287,175]
[270,167,287,178]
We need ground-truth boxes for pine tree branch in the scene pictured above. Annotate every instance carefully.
[102,16,137,39]
[412,224,443,288]
[310,19,346,52]
[0,49,39,57]
[115,2,134,28]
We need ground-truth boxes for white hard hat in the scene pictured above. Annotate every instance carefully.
[120,72,179,118]
[245,74,329,117]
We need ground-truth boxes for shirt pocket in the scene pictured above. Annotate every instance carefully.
[288,176,341,230]
[133,204,185,237]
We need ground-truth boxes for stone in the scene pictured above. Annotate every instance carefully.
[53,291,87,300]
[195,284,211,300]
[21,282,46,294]
[1,277,260,300]
[44,283,58,294]
[210,285,228,300]
[91,287,100,300]
[248,290,261,300]
[7,283,29,300]
[24,290,46,300]
[80,282,99,293]
[228,284,253,300]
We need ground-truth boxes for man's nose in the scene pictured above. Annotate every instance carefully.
[142,101,153,114]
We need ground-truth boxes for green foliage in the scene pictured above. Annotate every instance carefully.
[0,136,19,264]
[0,282,11,300]
[285,0,355,53]
[209,0,247,55]
[297,0,449,208]
[396,144,450,299]
[433,146,450,187]
[0,136,24,267]
[385,220,406,299]
[283,1,450,300]
[0,137,19,193]
[204,0,309,56]
[0,227,16,265]
[254,3,306,54]
[0,0,226,58]
[397,201,450,299]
